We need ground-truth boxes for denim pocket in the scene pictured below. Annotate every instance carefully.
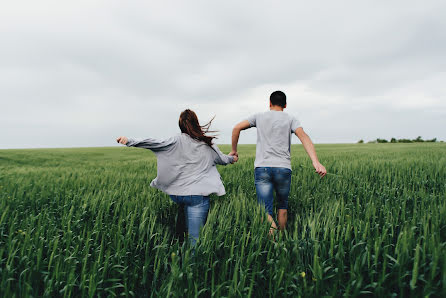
[275,167,292,176]
[255,167,272,184]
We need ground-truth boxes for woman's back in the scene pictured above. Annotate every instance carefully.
[126,133,234,196]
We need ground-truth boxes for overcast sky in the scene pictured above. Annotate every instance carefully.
[1,1,445,148]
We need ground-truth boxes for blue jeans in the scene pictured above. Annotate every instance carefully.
[169,195,210,246]
[254,167,292,216]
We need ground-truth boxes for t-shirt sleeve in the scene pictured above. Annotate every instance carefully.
[290,116,302,132]
[246,114,257,127]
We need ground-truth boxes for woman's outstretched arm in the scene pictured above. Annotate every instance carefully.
[116,136,177,152]
[212,144,238,165]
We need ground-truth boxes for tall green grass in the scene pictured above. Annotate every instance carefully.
[0,143,445,297]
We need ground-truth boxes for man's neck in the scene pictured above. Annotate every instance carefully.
[270,106,284,111]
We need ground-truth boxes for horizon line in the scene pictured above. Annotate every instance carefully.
[2,142,446,150]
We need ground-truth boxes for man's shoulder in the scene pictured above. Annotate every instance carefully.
[254,110,279,118]
[283,111,296,120]
[249,111,297,122]
[269,111,296,120]
[249,111,267,117]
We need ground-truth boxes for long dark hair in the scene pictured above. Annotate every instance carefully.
[179,109,217,146]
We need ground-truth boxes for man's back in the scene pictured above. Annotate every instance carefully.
[247,110,301,170]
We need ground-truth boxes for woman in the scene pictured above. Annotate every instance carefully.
[116,109,237,246]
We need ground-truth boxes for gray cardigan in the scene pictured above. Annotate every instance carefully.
[126,133,234,196]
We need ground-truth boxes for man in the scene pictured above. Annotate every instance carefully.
[230,90,326,233]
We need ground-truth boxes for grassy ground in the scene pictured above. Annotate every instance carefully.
[0,143,445,297]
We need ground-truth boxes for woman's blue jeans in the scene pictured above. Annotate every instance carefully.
[169,195,210,246]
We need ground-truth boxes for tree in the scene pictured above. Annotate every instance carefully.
[415,136,424,142]
[357,136,440,143]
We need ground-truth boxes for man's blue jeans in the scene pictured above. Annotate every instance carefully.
[254,167,292,216]
[169,195,210,246]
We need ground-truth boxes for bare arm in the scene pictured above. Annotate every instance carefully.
[231,120,251,155]
[295,127,327,177]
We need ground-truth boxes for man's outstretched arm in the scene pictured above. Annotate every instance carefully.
[295,127,327,177]
[231,120,251,156]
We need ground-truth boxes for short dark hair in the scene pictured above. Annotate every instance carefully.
[270,90,286,107]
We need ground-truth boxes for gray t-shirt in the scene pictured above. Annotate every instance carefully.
[247,110,301,170]
[126,133,234,196]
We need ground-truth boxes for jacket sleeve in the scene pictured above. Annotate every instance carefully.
[212,144,234,165]
[126,136,176,152]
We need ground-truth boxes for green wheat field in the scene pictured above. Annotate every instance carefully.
[0,143,445,297]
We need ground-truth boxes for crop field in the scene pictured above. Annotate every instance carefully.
[0,143,445,297]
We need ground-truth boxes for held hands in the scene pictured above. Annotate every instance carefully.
[312,161,327,178]
[116,136,128,145]
[229,151,239,163]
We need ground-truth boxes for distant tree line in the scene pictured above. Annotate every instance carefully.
[357,136,441,144]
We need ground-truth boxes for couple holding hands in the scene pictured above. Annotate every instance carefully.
[116,91,326,246]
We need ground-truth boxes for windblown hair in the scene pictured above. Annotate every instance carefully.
[179,109,217,147]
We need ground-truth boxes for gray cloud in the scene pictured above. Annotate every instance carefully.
[1,1,445,148]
